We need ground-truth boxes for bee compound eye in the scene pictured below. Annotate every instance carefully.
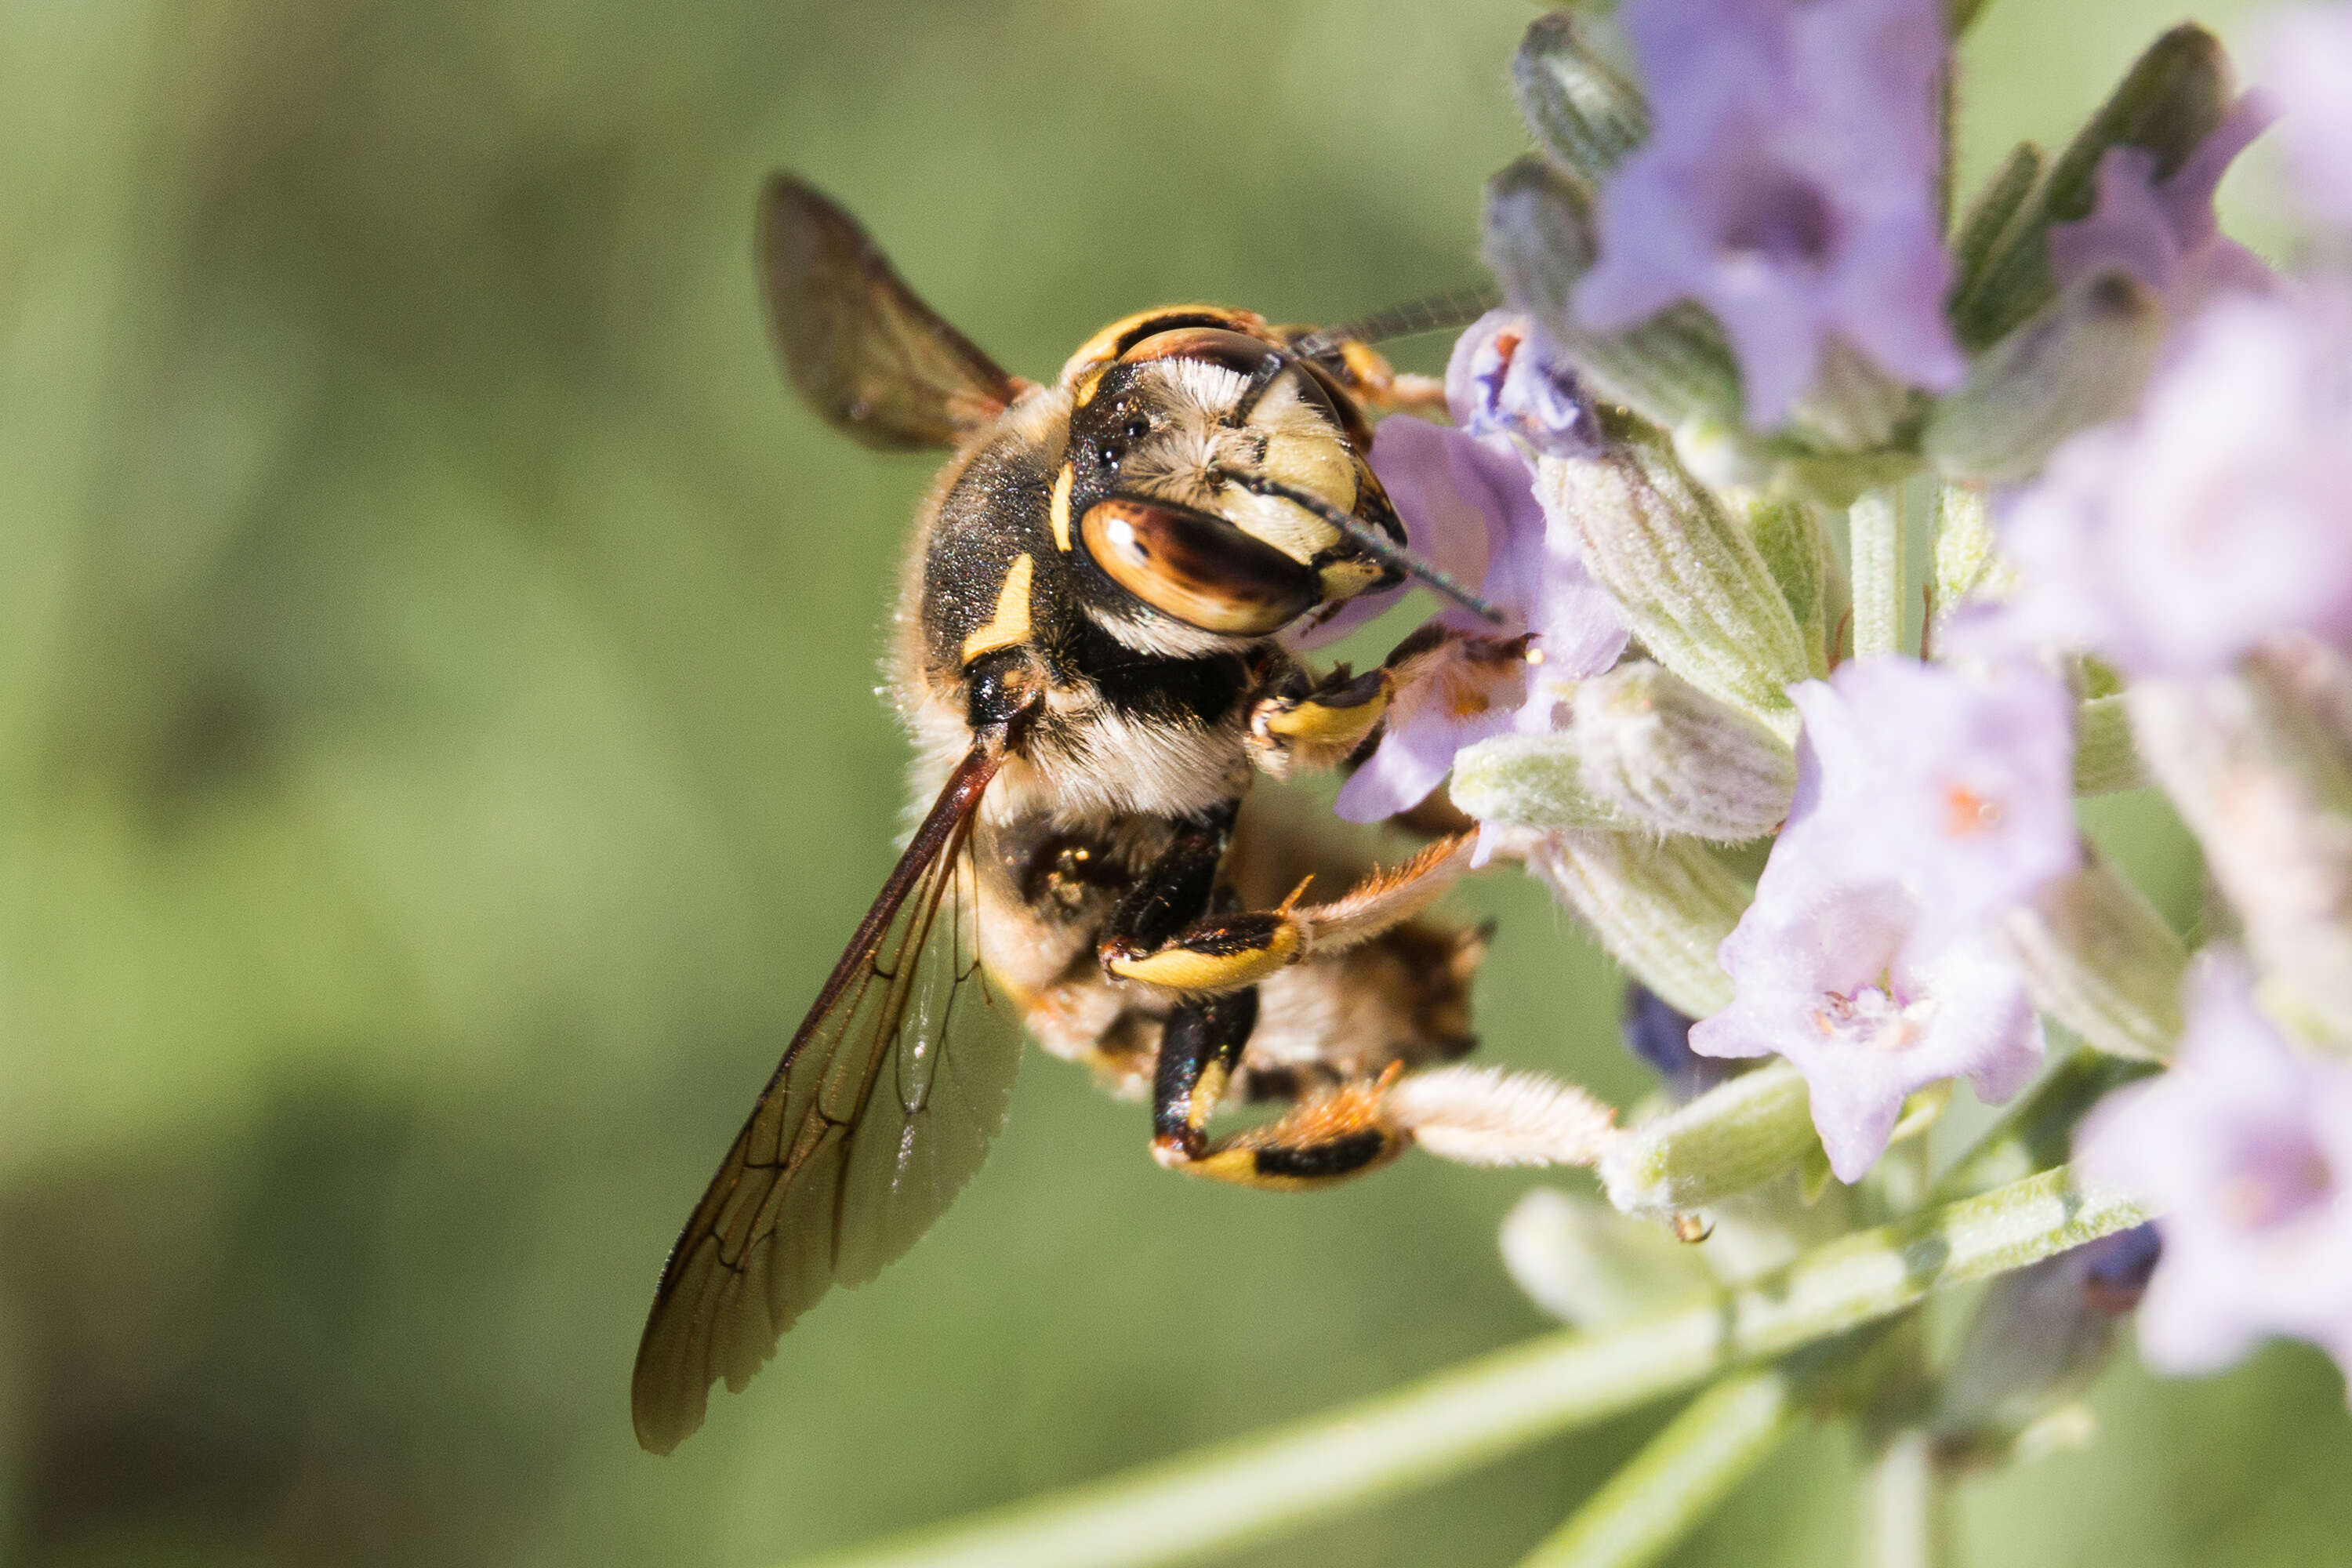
[1117,327,1280,380]
[1078,497,1319,635]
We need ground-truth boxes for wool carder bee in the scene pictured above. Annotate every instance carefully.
[632,176,1534,1454]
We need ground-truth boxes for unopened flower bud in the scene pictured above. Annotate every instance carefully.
[1537,426,1813,731]
[1926,270,2167,485]
[1599,1061,1818,1216]
[2131,655,2352,1044]
[1928,485,2017,633]
[1932,1224,2161,1462]
[2004,859,2188,1060]
[1483,154,1744,433]
[1949,24,2234,349]
[1511,9,1648,185]
[1573,661,1797,840]
[1498,1186,1713,1327]
[1526,829,1747,1019]
[1787,340,1913,456]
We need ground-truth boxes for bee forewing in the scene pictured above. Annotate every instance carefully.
[757,173,1025,449]
[631,738,1024,1454]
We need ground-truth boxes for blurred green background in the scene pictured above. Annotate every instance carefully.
[3,2,2346,1565]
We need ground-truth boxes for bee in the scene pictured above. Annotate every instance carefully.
[632,175,1510,1454]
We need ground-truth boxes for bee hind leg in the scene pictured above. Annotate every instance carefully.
[1103,833,1476,996]
[1149,989,1409,1188]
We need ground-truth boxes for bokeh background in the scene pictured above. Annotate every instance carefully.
[3,1,2347,1564]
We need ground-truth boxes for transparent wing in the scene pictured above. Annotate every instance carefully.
[757,173,1023,450]
[632,740,1023,1454]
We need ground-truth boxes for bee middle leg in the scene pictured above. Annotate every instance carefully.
[1102,832,1476,996]
[1149,988,1409,1188]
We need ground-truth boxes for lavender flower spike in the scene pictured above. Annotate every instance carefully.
[2078,951,2352,1385]
[2046,89,2278,330]
[1573,0,1963,428]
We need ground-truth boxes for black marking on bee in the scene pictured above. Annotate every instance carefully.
[1254,1130,1392,1181]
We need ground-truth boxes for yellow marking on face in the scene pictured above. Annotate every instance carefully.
[1106,921,1300,991]
[1050,465,1075,551]
[1072,366,1109,408]
[960,552,1036,665]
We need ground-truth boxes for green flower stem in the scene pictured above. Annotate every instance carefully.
[1861,1430,1951,1568]
[788,1168,2144,1568]
[1929,1049,2156,1205]
[1850,488,1907,660]
[1515,1369,1799,1568]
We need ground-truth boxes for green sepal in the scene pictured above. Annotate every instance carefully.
[1453,732,1631,832]
[1538,422,1812,731]
[2005,857,2187,1060]
[1526,829,1748,1018]
[1512,9,1649,183]
[1926,270,2165,485]
[1599,1062,1820,1216]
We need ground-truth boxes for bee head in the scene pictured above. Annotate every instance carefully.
[1051,310,1406,650]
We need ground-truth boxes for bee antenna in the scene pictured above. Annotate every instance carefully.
[1290,284,1501,361]
[1211,469,1505,626]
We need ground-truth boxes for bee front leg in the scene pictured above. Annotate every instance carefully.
[1246,664,1392,781]
[1102,833,1475,996]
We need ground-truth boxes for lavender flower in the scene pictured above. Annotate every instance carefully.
[1689,858,2042,1182]
[1334,627,1534,822]
[1446,310,1602,460]
[2261,5,2352,231]
[1572,0,1962,428]
[1328,376,1628,822]
[1993,287,2352,677]
[1686,657,2063,1181]
[1785,658,2080,957]
[2078,951,2352,1383]
[2045,90,2277,330]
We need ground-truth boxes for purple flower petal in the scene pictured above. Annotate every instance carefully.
[1445,311,1602,459]
[1785,658,2081,958]
[1690,851,2044,1181]
[2262,6,2352,231]
[2078,950,2352,1381]
[1988,287,2352,677]
[1333,634,1529,822]
[1573,0,1962,428]
[2047,91,2278,329]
